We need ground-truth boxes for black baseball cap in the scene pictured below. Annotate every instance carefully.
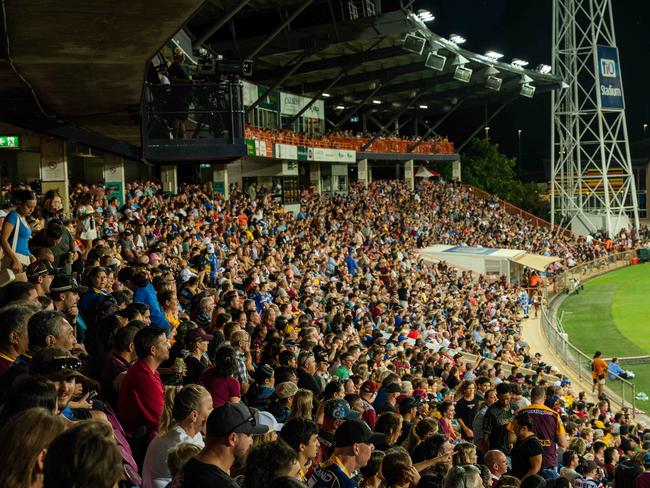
[324,399,361,421]
[206,402,269,438]
[334,420,385,448]
[30,347,83,381]
[50,274,86,294]
[26,260,55,278]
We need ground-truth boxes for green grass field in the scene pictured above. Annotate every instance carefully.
[558,263,650,404]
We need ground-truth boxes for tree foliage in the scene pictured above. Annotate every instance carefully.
[461,138,549,218]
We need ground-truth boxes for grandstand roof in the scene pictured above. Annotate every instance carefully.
[188,2,564,116]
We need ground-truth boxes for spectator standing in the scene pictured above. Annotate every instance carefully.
[101,324,139,408]
[510,413,543,480]
[455,380,478,441]
[483,383,515,455]
[0,189,36,277]
[199,345,241,407]
[592,351,608,397]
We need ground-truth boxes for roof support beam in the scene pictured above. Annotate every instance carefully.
[361,87,434,151]
[283,70,346,127]
[456,99,514,152]
[408,100,462,152]
[245,53,308,114]
[247,0,316,59]
[194,0,253,47]
[332,83,383,130]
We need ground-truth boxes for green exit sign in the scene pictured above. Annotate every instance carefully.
[0,136,19,148]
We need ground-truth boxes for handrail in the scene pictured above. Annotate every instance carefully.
[539,250,639,415]
[463,184,575,238]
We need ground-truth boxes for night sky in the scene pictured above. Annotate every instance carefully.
[413,0,650,181]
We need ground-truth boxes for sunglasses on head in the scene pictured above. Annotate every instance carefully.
[42,356,81,374]
[230,415,256,433]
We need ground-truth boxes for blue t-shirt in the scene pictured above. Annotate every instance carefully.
[5,211,31,257]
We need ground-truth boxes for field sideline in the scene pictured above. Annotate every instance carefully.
[558,263,650,402]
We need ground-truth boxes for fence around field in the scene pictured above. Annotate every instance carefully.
[540,250,639,415]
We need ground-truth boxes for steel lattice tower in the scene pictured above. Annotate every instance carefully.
[551,0,639,236]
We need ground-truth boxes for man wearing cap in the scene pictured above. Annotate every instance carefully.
[319,399,361,463]
[26,259,55,296]
[175,402,268,487]
[375,382,402,415]
[309,419,384,488]
[575,460,604,488]
[49,274,84,340]
[398,396,420,444]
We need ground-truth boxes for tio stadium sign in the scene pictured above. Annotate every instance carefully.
[595,45,624,111]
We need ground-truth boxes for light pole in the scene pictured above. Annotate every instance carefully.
[485,126,490,140]
[517,129,523,174]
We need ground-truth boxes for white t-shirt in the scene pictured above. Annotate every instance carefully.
[142,425,204,488]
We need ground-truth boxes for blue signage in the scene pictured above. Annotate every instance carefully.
[443,246,499,256]
[596,45,625,111]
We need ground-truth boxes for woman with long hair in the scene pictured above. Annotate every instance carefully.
[0,408,66,488]
[454,380,477,441]
[199,344,241,407]
[375,412,404,451]
[403,417,439,454]
[1,189,36,275]
[289,388,314,421]
[143,384,212,488]
[437,401,459,442]
[452,442,478,466]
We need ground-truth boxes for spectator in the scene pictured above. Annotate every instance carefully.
[245,440,301,488]
[485,450,509,486]
[280,417,321,482]
[166,442,202,484]
[1,281,39,306]
[100,324,139,407]
[309,419,384,488]
[381,446,421,488]
[445,465,483,488]
[297,350,321,396]
[455,380,478,441]
[117,326,169,458]
[591,352,608,397]
[510,413,542,480]
[0,407,66,488]
[359,450,386,488]
[0,303,37,375]
[200,345,241,407]
[0,189,36,277]
[483,383,515,455]
[175,402,268,487]
[43,420,123,488]
[574,460,603,488]
[182,327,213,384]
[608,358,631,380]
[230,329,252,394]
[48,275,84,341]
[0,375,57,426]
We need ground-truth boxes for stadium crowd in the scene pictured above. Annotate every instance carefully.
[0,177,647,488]
[244,127,456,154]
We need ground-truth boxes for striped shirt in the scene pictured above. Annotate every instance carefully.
[514,403,566,469]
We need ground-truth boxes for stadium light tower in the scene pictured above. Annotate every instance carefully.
[551,0,639,236]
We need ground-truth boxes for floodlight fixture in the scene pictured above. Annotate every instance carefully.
[451,54,470,66]
[402,33,427,55]
[417,10,435,22]
[322,93,331,97]
[485,51,504,60]
[512,58,529,67]
[335,105,345,110]
[536,64,552,74]
[520,83,536,98]
[449,34,466,45]
[519,74,533,84]
[454,65,472,83]
[425,51,447,71]
[419,105,429,109]
[486,75,502,91]
[372,100,382,105]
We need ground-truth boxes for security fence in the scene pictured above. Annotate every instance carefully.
[540,251,639,415]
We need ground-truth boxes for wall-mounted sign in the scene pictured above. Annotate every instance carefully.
[0,136,19,148]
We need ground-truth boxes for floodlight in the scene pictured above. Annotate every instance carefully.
[419,105,428,109]
[519,74,533,84]
[322,93,331,97]
[449,34,466,45]
[451,54,470,66]
[454,65,472,83]
[512,58,529,67]
[372,100,382,105]
[520,83,535,98]
[403,33,427,55]
[536,64,552,74]
[417,10,435,22]
[486,75,502,91]
[425,51,447,71]
[335,105,345,110]
[485,51,504,60]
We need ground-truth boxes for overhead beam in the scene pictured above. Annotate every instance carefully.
[253,46,406,80]
[456,99,514,152]
[194,0,253,47]
[284,70,346,126]
[246,53,309,114]
[407,100,463,152]
[247,0,316,59]
[332,83,383,130]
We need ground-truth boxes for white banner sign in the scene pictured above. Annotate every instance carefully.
[41,158,66,181]
[309,147,356,163]
[274,143,298,160]
[242,80,258,107]
[280,93,324,120]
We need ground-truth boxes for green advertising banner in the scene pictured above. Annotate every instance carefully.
[257,85,280,111]
[105,181,124,206]
[297,146,308,161]
[246,139,256,156]
[212,181,226,195]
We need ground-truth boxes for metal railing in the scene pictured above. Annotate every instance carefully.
[540,250,639,415]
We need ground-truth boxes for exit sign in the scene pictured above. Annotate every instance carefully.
[0,136,19,148]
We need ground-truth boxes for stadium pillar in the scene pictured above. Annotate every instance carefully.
[405,160,414,191]
[452,160,461,181]
[309,162,321,194]
[212,164,229,199]
[161,165,178,194]
[40,138,70,215]
[103,154,126,206]
[358,159,369,188]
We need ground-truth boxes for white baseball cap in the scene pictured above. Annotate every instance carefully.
[254,410,283,432]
